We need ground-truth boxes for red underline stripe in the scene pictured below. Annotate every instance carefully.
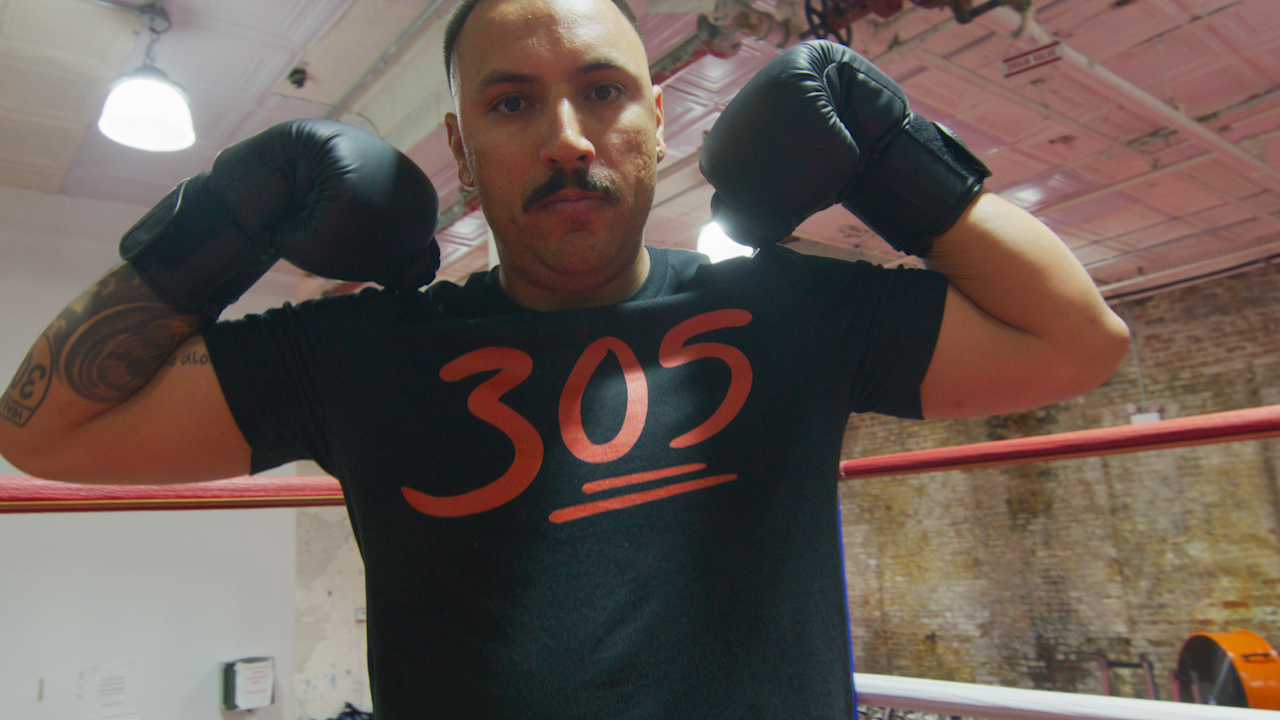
[549,474,737,524]
[581,463,706,494]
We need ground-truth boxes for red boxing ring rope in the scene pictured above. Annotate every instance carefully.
[3,405,1280,513]
[0,475,344,513]
[840,404,1280,479]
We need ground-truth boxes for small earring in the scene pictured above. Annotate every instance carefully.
[656,146,666,161]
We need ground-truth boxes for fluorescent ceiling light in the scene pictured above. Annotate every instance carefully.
[697,221,755,263]
[98,66,195,152]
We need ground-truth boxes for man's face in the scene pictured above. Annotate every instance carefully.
[445,0,665,306]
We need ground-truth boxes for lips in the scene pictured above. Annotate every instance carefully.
[530,190,615,217]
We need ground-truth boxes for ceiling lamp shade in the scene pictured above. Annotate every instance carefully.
[98,65,195,152]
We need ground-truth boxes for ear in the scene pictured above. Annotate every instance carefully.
[445,112,474,188]
[653,85,666,161]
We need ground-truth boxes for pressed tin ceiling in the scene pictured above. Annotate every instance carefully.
[1,0,1278,302]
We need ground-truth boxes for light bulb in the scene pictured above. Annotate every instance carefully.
[697,221,754,263]
[98,66,195,152]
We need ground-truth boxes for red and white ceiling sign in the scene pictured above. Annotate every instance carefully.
[1002,41,1063,78]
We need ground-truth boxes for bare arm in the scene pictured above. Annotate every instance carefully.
[0,264,251,483]
[919,192,1131,419]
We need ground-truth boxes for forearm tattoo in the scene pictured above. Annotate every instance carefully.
[2,267,202,426]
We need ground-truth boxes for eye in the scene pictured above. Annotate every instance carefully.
[493,95,527,114]
[588,84,625,102]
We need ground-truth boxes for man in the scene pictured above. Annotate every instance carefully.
[0,0,1130,716]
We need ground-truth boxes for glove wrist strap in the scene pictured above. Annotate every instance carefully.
[842,116,991,257]
[120,174,278,320]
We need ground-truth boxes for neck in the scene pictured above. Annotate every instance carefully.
[498,246,651,311]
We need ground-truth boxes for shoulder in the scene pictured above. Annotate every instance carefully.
[679,242,899,289]
[645,243,943,300]
[630,247,701,296]
[691,245,949,325]
[204,283,445,345]
[755,243,945,292]
[218,269,516,328]
[652,246,709,276]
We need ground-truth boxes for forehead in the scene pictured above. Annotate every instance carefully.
[452,0,646,88]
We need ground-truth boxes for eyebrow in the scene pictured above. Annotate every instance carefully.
[474,71,537,95]
[578,59,630,76]
[472,59,634,95]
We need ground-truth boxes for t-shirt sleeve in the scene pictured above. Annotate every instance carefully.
[844,263,947,419]
[203,303,334,474]
[775,247,947,419]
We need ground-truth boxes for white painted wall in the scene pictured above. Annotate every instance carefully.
[0,508,297,720]
[295,505,371,720]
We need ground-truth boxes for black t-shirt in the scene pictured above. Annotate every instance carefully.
[204,245,947,719]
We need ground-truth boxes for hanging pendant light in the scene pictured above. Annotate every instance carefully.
[97,3,195,152]
[99,65,194,151]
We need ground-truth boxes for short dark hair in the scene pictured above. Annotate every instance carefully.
[444,0,646,88]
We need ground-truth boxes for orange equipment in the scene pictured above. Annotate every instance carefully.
[1174,629,1280,708]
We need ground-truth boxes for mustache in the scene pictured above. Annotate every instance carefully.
[522,167,620,212]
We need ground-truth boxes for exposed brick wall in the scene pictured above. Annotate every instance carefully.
[840,262,1280,699]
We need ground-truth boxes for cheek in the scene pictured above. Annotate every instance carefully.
[468,142,502,183]
[466,126,528,177]
[620,115,656,152]
[612,126,658,184]
[469,146,526,206]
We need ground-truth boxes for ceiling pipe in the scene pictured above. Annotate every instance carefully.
[325,0,450,121]
[869,14,956,68]
[919,49,1137,157]
[1034,152,1213,216]
[916,51,1280,229]
[954,6,1280,295]
[651,0,800,84]
[978,7,1280,188]
[649,25,723,86]
[1055,41,1280,188]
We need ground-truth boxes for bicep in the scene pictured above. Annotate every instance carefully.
[52,335,251,483]
[918,286,1095,420]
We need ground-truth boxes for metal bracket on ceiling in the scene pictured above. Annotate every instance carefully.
[84,0,171,30]
[83,0,172,67]
[798,0,1030,45]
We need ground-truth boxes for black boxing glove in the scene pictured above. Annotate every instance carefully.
[700,40,990,256]
[120,119,440,319]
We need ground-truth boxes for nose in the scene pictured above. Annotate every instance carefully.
[540,98,595,170]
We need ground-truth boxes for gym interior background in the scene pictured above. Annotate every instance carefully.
[2,0,1279,717]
